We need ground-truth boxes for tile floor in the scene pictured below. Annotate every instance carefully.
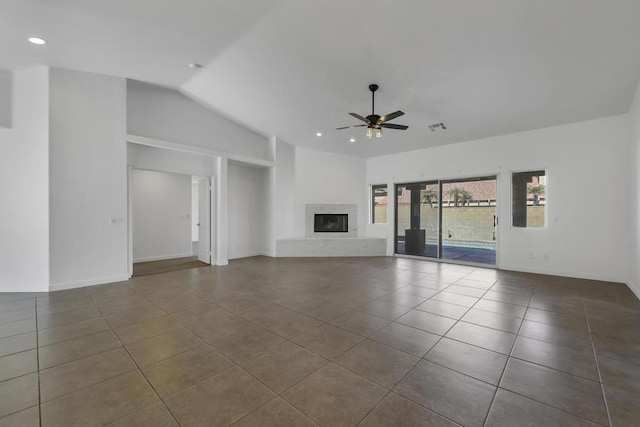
[1,256,639,426]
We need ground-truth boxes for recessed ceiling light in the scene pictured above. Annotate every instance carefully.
[188,63,202,69]
[316,132,322,137]
[350,138,356,143]
[28,37,46,45]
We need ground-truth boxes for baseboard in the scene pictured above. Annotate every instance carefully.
[227,250,269,260]
[0,283,49,293]
[49,274,130,292]
[133,252,194,263]
[627,279,640,300]
[498,263,627,285]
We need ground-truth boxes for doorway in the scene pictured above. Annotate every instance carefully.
[129,169,213,276]
[395,175,497,266]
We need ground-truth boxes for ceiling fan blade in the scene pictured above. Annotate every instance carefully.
[381,123,409,130]
[379,110,405,123]
[349,112,370,124]
[336,124,367,130]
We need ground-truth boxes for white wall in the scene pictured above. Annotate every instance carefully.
[49,68,128,289]
[227,162,269,259]
[0,70,12,129]
[127,80,271,162]
[273,137,296,240]
[628,82,640,298]
[294,147,367,237]
[367,115,630,283]
[128,143,216,177]
[0,68,49,292]
[267,136,296,256]
[132,169,192,262]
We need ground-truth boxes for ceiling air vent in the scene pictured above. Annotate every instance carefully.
[428,122,447,132]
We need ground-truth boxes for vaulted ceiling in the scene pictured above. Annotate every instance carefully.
[3,0,640,157]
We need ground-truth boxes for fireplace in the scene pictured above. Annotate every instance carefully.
[314,214,348,233]
[305,204,357,237]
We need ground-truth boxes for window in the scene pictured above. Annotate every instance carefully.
[512,170,546,228]
[371,184,388,224]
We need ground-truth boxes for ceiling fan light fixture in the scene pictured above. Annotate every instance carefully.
[365,127,373,140]
[337,84,408,142]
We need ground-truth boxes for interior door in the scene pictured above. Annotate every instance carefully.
[197,177,211,264]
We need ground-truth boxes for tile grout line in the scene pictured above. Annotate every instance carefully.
[481,274,536,427]
[117,282,192,426]
[357,268,499,426]
[155,287,329,426]
[481,281,612,427]
[85,285,183,427]
[21,260,635,426]
[583,299,614,427]
[351,270,494,426]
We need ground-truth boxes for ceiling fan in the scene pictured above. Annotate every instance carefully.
[337,84,408,140]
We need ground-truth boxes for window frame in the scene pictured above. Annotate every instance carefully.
[511,169,547,229]
[370,184,388,224]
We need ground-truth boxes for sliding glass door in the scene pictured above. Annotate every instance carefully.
[395,182,439,257]
[395,176,497,266]
[441,177,496,264]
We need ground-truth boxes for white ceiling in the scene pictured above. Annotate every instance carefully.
[3,0,640,157]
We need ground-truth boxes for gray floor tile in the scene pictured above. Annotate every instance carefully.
[511,335,598,380]
[239,340,327,394]
[370,322,440,357]
[500,358,608,425]
[232,397,318,427]
[461,308,522,333]
[106,402,178,427]
[0,319,36,340]
[41,371,159,426]
[359,392,458,427]
[1,258,638,427]
[39,347,137,402]
[445,321,516,354]
[0,405,39,427]
[425,338,507,385]
[282,363,387,427]
[142,344,233,397]
[396,310,457,335]
[38,330,122,369]
[0,349,37,382]
[125,328,203,366]
[165,366,275,426]
[0,332,37,358]
[0,373,39,418]
[291,324,363,359]
[395,360,495,427]
[486,388,600,427]
[336,339,419,388]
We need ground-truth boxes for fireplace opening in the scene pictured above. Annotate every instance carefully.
[314,214,348,233]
